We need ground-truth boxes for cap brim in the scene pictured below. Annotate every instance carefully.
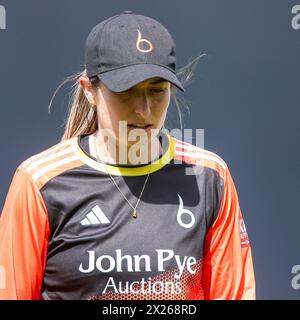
[97,64,185,92]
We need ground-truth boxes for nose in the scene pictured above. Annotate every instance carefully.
[134,92,151,118]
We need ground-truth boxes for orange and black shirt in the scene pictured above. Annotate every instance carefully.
[0,131,255,299]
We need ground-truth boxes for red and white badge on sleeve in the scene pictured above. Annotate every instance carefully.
[239,218,250,248]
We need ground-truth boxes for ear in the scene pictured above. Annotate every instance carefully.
[79,75,97,106]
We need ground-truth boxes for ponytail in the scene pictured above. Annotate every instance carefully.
[48,70,99,141]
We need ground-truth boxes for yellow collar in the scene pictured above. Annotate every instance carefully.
[69,134,175,176]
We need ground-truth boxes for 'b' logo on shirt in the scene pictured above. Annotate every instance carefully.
[136,30,153,53]
[177,194,195,229]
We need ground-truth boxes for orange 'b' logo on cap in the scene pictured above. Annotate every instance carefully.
[136,30,153,53]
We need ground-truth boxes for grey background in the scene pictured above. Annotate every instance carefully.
[0,0,299,299]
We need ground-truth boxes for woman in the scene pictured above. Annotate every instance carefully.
[0,11,255,300]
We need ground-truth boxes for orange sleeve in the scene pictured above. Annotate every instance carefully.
[202,166,256,300]
[0,167,50,300]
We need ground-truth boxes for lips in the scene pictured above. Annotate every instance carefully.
[127,124,153,132]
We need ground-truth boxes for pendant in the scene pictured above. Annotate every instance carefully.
[132,209,137,219]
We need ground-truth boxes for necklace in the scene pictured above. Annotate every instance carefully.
[92,133,150,219]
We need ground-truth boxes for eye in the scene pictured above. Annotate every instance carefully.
[118,88,133,94]
[149,88,166,93]
[115,89,133,98]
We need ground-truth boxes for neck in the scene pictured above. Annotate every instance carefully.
[92,130,164,166]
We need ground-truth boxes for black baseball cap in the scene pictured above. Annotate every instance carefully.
[85,11,185,92]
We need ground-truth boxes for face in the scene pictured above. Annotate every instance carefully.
[92,77,171,148]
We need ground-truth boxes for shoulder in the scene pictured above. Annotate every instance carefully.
[17,137,82,189]
[172,136,228,179]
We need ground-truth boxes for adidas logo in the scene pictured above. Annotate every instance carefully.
[80,205,110,226]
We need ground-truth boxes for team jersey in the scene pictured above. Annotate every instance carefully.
[0,131,255,300]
